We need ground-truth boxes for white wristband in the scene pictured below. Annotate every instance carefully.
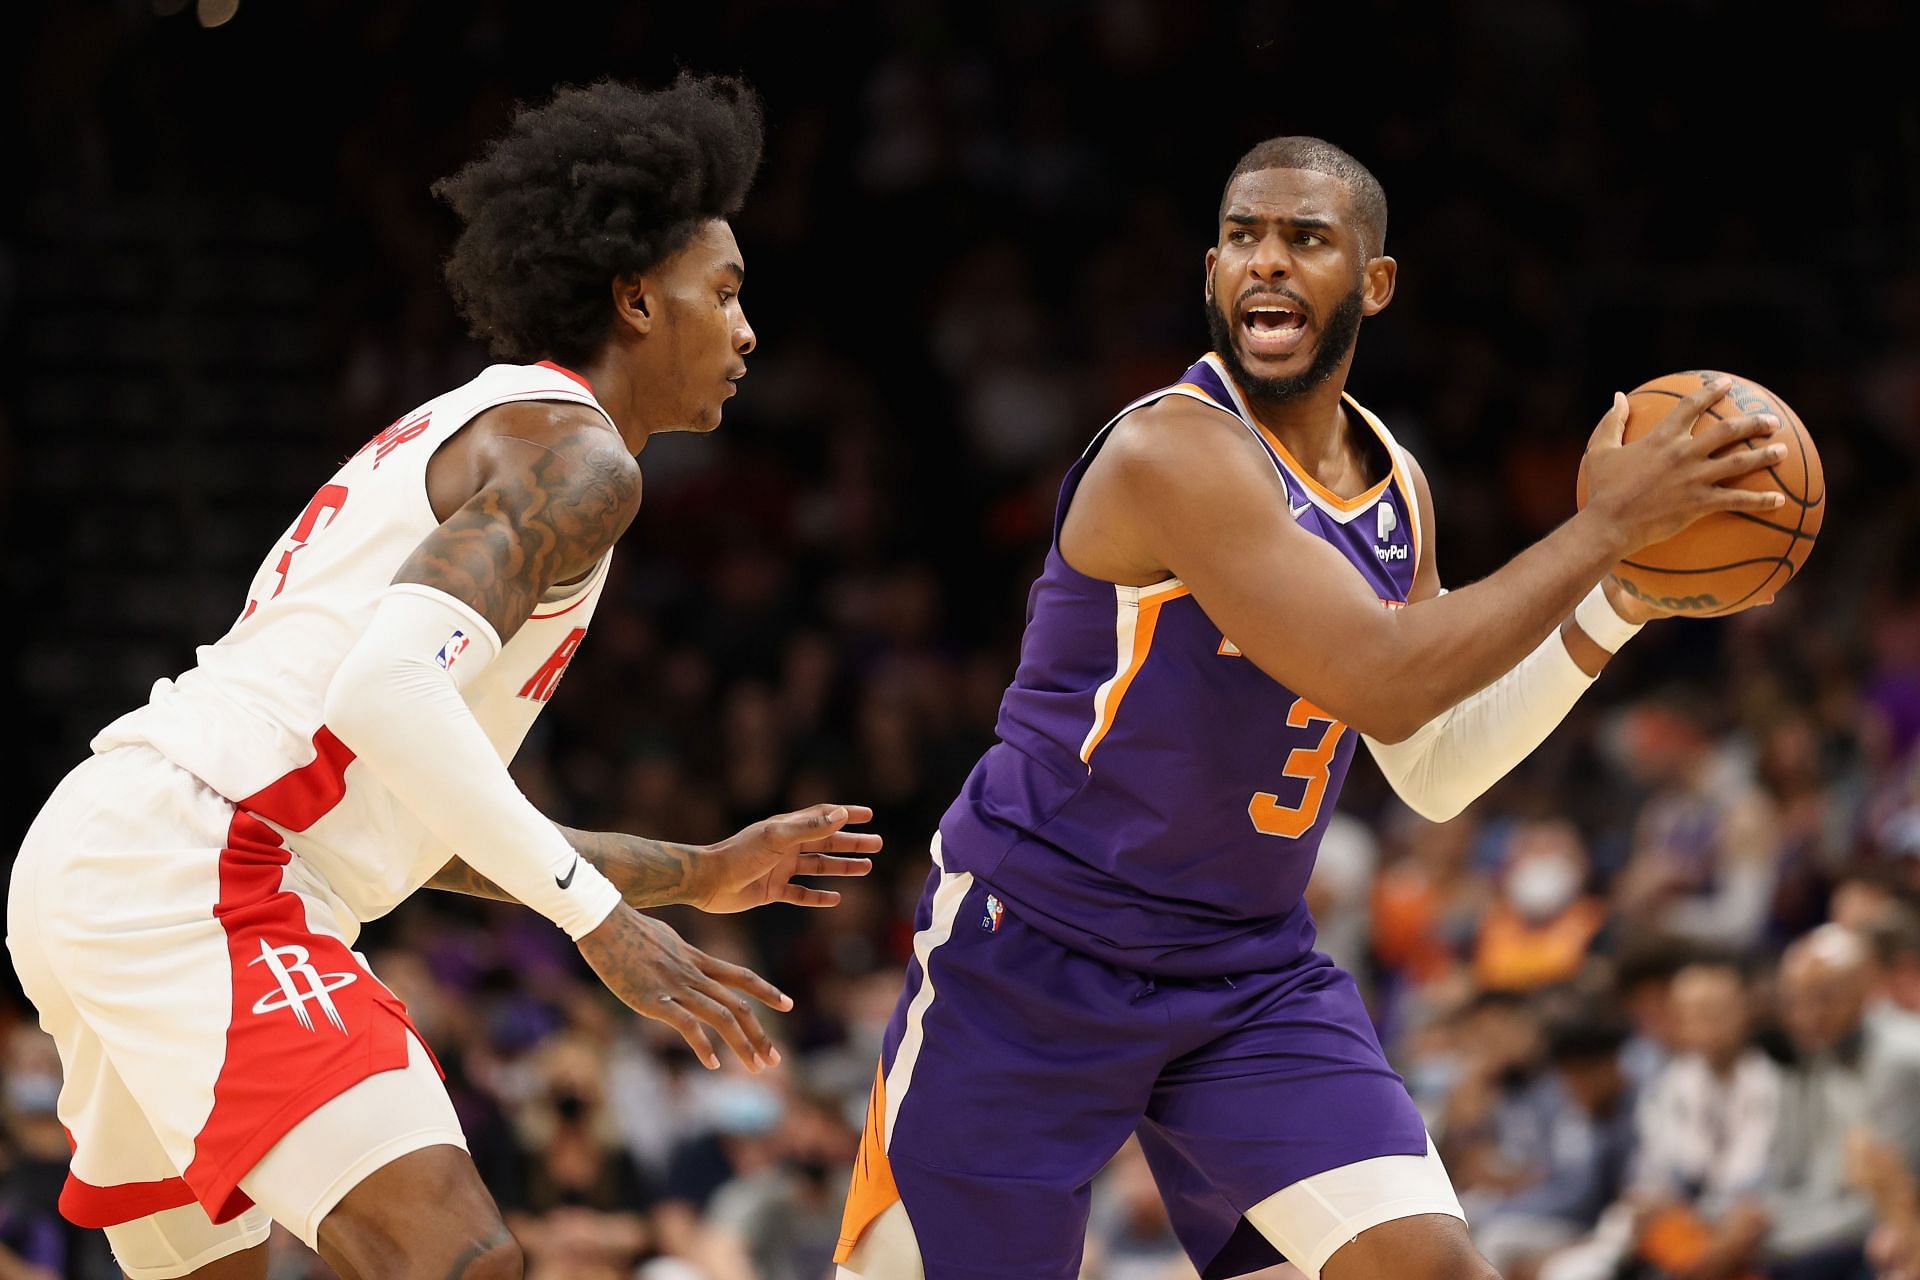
[1573,581,1644,653]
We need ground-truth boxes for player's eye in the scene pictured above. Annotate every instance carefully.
[719,288,737,304]
[1296,232,1324,247]
[1227,230,1254,245]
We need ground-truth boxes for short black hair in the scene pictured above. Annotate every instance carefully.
[1218,137,1388,258]
[1546,1013,1631,1066]
[433,73,764,366]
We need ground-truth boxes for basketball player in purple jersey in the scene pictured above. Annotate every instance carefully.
[835,138,1789,1280]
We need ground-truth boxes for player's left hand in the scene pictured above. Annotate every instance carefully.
[689,804,880,913]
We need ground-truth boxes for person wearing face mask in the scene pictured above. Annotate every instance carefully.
[1474,819,1607,993]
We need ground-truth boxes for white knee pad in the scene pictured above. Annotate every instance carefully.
[238,1032,467,1250]
[104,1203,271,1280]
[1245,1133,1466,1280]
[836,1201,925,1279]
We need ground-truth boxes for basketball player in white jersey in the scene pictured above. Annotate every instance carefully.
[6,74,877,1279]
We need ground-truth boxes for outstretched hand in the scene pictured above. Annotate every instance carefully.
[691,803,881,913]
[577,905,791,1071]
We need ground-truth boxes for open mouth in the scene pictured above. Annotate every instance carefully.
[1241,302,1310,357]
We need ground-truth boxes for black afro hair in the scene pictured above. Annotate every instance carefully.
[432,72,764,367]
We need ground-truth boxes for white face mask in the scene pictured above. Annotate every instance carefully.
[1507,855,1581,921]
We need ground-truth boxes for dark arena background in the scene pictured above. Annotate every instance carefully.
[3,2,1919,1277]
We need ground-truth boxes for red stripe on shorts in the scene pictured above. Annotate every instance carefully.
[59,1170,199,1230]
[178,732,421,1224]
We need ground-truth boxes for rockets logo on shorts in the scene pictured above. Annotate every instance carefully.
[435,629,471,670]
[249,939,359,1033]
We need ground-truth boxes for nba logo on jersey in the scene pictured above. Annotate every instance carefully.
[435,630,471,670]
[982,894,1005,933]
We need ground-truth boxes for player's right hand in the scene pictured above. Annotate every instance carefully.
[576,905,792,1071]
[1581,378,1787,551]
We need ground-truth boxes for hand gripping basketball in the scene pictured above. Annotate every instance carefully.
[1579,379,1786,549]
[1578,371,1824,616]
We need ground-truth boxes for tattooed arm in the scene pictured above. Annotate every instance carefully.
[325,401,794,1070]
[426,825,700,906]
[429,808,882,912]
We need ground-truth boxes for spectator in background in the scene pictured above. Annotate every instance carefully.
[1760,925,1920,1280]
[1475,818,1608,994]
[1462,1016,1636,1279]
[1373,811,1489,995]
[1544,961,1780,1280]
[501,1035,653,1277]
[651,1074,786,1266]
[0,1029,97,1279]
[1866,907,1920,1020]
[700,1081,856,1280]
[1441,993,1552,1207]
[1614,693,1782,952]
[1307,812,1381,982]
[1610,935,1697,1089]
[1082,1139,1200,1280]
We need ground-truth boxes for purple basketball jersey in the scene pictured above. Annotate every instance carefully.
[939,354,1422,976]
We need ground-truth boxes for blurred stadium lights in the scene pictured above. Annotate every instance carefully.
[196,0,239,28]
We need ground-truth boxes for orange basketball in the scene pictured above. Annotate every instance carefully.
[1575,370,1823,616]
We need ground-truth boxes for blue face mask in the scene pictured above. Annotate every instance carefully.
[6,1073,60,1116]
[705,1079,782,1136]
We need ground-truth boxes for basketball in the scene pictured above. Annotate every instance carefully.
[1576,370,1823,616]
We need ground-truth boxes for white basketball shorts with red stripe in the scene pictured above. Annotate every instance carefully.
[7,743,440,1234]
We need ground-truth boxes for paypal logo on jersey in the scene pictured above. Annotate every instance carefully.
[435,629,471,670]
[1374,501,1409,562]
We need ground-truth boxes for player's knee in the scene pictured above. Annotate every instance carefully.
[448,1230,524,1280]
[1382,1233,1497,1280]
[1320,1215,1496,1280]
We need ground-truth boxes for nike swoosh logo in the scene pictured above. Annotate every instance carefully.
[1290,500,1312,518]
[556,858,579,890]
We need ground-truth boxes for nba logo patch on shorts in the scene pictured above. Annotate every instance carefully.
[982,894,1004,933]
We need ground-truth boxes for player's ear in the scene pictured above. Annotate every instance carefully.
[1203,248,1218,306]
[1360,255,1397,317]
[611,273,654,336]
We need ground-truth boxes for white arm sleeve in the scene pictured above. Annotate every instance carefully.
[1362,623,1594,824]
[323,583,623,938]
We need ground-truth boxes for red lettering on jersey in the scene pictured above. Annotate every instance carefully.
[518,628,587,703]
[241,484,349,622]
[355,412,432,469]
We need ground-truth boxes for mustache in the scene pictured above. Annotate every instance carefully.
[1235,287,1312,323]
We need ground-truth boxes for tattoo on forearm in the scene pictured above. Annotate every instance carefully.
[394,413,639,645]
[425,823,706,908]
[555,824,706,907]
[424,857,516,903]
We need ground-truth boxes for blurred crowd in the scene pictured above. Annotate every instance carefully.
[4,0,1920,1277]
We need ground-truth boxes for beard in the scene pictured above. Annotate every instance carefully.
[1206,279,1366,405]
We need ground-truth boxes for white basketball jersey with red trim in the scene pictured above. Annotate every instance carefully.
[93,361,616,926]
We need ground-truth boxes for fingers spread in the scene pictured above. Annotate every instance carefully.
[780,884,844,908]
[797,854,875,878]
[1704,443,1786,482]
[651,995,720,1069]
[1657,377,1733,438]
[703,955,794,1011]
[1710,486,1788,511]
[679,987,774,1071]
[1700,412,1779,453]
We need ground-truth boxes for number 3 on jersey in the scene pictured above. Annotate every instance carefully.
[1248,696,1347,838]
[240,484,348,623]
